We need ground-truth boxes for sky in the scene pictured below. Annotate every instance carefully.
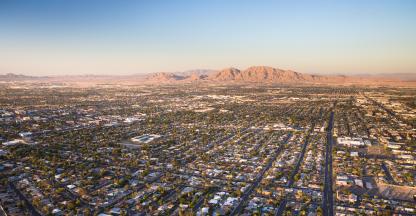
[0,0,415,76]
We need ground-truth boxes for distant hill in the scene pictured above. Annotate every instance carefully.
[207,66,328,82]
[145,66,402,85]
[1,67,414,87]
[146,72,186,82]
[0,73,48,81]
[175,69,216,77]
[354,73,416,82]
[145,70,214,82]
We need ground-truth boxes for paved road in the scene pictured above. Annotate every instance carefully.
[275,128,314,216]
[104,122,262,213]
[192,187,218,212]
[8,182,43,216]
[381,162,396,185]
[365,95,415,127]
[322,111,334,216]
[274,198,287,216]
[274,107,325,216]
[229,133,292,216]
[0,204,7,216]
[287,133,313,187]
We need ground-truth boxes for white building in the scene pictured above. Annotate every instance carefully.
[337,137,365,147]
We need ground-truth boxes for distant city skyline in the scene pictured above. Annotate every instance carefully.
[1,0,415,76]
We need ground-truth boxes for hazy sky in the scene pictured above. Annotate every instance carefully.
[1,0,415,76]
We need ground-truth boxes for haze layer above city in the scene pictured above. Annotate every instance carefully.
[0,1,415,216]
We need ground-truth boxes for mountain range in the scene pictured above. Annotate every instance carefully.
[0,73,48,81]
[144,66,413,85]
[1,66,415,86]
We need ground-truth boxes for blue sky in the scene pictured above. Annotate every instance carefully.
[0,0,415,75]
